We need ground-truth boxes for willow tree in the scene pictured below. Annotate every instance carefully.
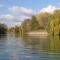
[46,9,60,35]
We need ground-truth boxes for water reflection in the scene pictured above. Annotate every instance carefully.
[22,35,60,60]
[0,35,7,51]
[23,35,48,51]
[48,35,60,52]
[0,35,9,60]
[0,34,60,60]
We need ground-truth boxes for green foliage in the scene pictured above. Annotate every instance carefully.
[21,19,32,32]
[31,16,40,30]
[36,12,50,29]
[15,26,19,34]
[46,10,60,35]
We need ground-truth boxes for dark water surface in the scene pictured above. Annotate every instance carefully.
[0,34,60,60]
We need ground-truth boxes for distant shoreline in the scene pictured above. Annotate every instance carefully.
[27,31,48,37]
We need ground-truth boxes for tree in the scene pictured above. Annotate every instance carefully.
[21,19,32,32]
[31,16,39,30]
[36,12,50,30]
[46,9,60,35]
[0,23,7,34]
[15,26,19,34]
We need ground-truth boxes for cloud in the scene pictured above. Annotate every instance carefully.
[19,15,31,20]
[0,14,31,22]
[0,14,15,21]
[39,5,60,14]
[8,6,35,16]
[7,6,35,27]
[0,14,16,27]
[13,22,21,27]
[0,14,14,20]
[0,14,31,27]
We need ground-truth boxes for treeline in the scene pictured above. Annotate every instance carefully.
[10,9,60,35]
[0,23,7,34]
[14,13,49,36]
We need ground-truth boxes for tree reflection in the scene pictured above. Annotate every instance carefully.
[23,35,48,52]
[23,35,60,53]
[48,35,60,53]
[0,34,7,52]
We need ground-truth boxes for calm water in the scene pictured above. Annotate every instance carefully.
[0,34,60,60]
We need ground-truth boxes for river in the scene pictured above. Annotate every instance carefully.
[0,34,60,60]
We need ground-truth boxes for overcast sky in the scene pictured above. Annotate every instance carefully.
[0,0,60,27]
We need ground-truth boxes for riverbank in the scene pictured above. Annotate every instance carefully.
[27,30,48,37]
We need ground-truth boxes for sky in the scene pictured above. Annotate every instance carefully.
[0,0,60,27]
